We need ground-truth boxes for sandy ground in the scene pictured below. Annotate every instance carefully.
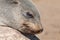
[32,0,60,40]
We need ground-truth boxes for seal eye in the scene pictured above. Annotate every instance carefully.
[26,12,34,18]
[12,1,18,4]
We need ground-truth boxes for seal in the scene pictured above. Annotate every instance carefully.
[0,0,43,34]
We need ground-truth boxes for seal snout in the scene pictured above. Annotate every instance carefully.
[31,29,43,34]
[22,23,43,34]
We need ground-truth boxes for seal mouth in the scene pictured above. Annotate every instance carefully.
[23,28,43,34]
[20,24,43,34]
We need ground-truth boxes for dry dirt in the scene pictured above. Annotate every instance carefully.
[32,0,60,40]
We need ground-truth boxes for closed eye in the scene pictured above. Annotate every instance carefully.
[26,12,34,18]
[12,1,18,4]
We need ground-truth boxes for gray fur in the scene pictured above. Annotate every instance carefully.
[0,0,43,34]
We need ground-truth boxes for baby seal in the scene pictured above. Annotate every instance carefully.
[0,0,43,34]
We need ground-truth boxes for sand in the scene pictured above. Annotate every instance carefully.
[32,0,60,40]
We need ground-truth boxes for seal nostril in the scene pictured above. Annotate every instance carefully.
[36,30,41,33]
[35,29,43,34]
[40,29,43,32]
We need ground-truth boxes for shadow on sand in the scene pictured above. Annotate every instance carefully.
[21,33,40,40]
